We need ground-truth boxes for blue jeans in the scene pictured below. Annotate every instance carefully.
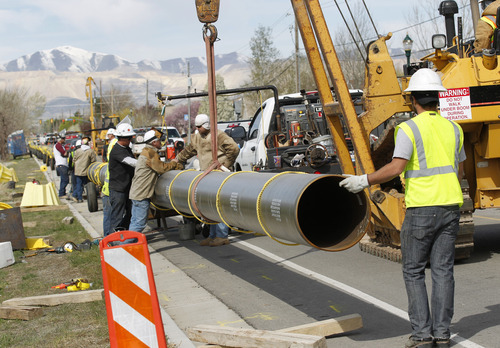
[102,195,112,236]
[401,205,460,340]
[74,176,88,200]
[109,190,131,232]
[209,222,229,239]
[129,199,151,232]
[56,165,69,197]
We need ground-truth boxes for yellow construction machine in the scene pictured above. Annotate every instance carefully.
[291,0,500,261]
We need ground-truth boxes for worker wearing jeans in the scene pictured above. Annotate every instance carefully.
[339,69,465,348]
[129,130,181,232]
[53,136,69,198]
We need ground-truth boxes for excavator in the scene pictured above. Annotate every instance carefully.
[289,0,500,261]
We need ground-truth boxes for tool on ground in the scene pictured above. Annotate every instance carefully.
[51,278,91,291]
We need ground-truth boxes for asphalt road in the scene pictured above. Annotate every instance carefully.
[45,161,499,347]
[146,208,500,348]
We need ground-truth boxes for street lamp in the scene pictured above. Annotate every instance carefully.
[403,33,413,75]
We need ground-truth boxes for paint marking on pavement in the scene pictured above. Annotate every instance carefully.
[231,237,485,348]
[329,305,341,313]
[261,275,272,280]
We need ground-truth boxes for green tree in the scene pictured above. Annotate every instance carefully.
[0,88,45,160]
[198,74,234,122]
[248,25,281,87]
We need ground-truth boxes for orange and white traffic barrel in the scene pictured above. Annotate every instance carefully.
[100,231,167,348]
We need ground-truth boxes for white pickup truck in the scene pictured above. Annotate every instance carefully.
[232,90,363,173]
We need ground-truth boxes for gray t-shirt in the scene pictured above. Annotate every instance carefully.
[393,127,466,162]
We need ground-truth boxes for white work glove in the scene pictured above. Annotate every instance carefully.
[339,174,369,193]
[220,165,230,172]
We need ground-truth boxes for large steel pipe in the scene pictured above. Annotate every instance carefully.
[153,170,369,251]
[87,162,107,187]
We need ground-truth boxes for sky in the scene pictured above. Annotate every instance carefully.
[0,0,475,65]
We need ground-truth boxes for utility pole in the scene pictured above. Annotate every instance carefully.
[146,79,149,122]
[187,61,192,143]
[295,21,301,92]
[111,85,114,115]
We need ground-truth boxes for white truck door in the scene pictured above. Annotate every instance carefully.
[236,105,265,171]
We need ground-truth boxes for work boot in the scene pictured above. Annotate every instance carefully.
[433,338,450,347]
[71,196,78,202]
[59,195,68,199]
[77,199,83,203]
[405,336,433,348]
[209,237,230,247]
[199,238,214,246]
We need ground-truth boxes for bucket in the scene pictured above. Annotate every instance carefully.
[178,223,195,241]
[0,242,15,269]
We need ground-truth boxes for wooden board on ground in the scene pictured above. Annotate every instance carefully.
[187,325,326,348]
[2,289,104,307]
[21,205,67,213]
[277,314,363,337]
[0,305,44,320]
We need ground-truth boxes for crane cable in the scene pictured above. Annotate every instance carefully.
[332,0,367,63]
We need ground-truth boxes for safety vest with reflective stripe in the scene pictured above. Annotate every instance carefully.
[481,15,497,43]
[101,138,118,196]
[395,111,464,208]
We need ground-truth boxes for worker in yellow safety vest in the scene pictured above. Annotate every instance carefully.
[102,128,118,236]
[474,0,500,52]
[340,68,465,348]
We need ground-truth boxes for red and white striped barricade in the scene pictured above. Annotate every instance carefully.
[100,231,167,348]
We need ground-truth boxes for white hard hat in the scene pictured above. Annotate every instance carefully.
[106,128,116,137]
[195,114,210,129]
[75,140,82,146]
[404,68,447,92]
[116,123,136,137]
[144,130,159,143]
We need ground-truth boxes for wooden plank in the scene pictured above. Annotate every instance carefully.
[0,305,44,320]
[2,289,104,307]
[277,314,363,337]
[21,205,67,213]
[187,325,327,348]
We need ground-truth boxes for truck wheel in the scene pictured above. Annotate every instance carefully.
[86,182,98,212]
[50,157,55,170]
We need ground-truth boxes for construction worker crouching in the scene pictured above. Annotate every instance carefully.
[129,130,183,233]
[474,0,500,52]
[340,68,466,348]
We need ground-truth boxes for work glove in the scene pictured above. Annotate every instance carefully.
[175,162,184,170]
[339,174,369,193]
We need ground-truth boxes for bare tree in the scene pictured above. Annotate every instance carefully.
[404,0,473,54]
[164,101,201,134]
[0,88,45,160]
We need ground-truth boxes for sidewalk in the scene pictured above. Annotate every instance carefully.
[38,158,251,347]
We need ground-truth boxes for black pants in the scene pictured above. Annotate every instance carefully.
[109,190,131,232]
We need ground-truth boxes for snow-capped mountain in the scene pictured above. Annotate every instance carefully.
[0,46,247,74]
[0,46,251,120]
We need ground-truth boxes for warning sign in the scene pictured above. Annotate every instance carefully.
[439,87,472,121]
